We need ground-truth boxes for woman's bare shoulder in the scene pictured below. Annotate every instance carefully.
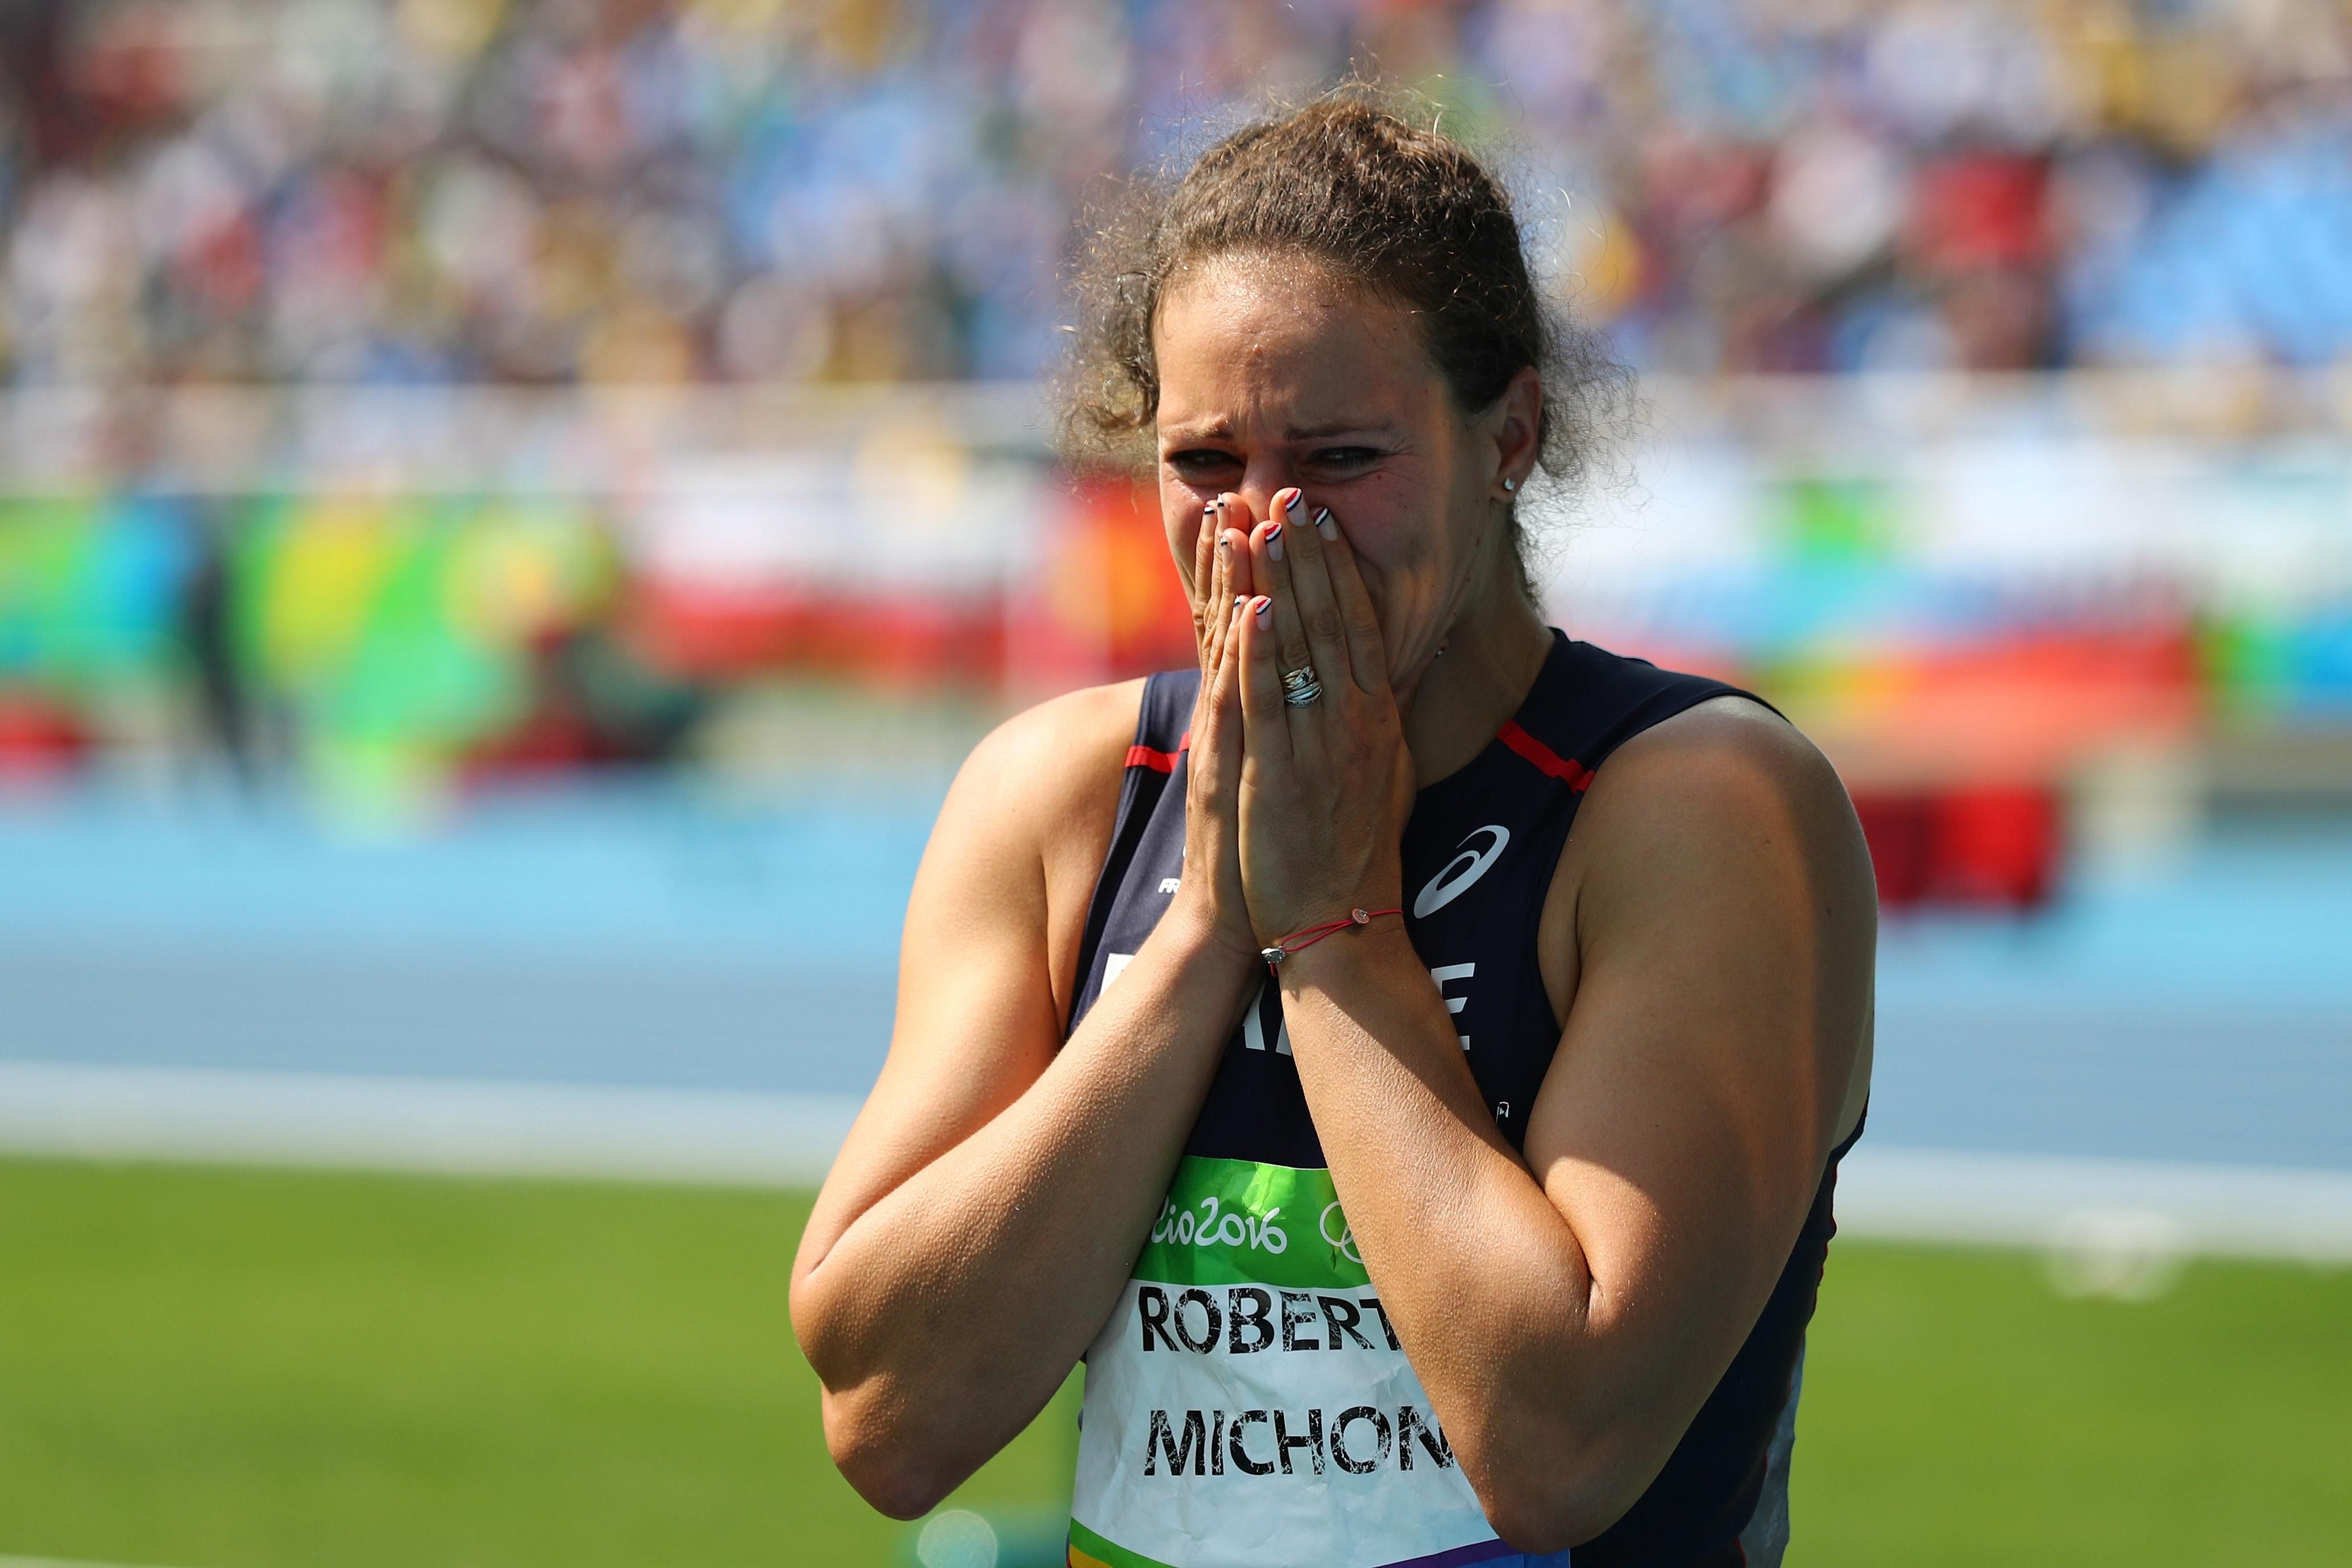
[1586,694,1853,840]
[1565,694,1869,919]
[920,678,1150,989]
[1529,692,1875,1197]
[1541,695,1872,1017]
[939,677,1147,860]
[964,677,1147,783]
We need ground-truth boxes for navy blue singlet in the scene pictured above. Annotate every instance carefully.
[1062,631,1859,1568]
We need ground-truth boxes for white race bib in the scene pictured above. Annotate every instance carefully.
[1069,1157,1517,1568]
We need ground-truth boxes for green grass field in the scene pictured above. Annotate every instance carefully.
[1,1157,2345,1567]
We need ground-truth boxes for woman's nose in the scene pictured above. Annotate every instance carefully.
[1238,461,1296,520]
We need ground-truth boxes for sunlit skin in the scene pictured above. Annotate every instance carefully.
[1155,251,1552,787]
[789,247,1876,1552]
[1149,251,1555,957]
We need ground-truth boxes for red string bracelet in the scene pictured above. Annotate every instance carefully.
[1261,906,1404,974]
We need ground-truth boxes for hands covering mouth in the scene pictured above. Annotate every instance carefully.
[1176,488,1417,966]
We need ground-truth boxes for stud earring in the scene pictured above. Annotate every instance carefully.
[1501,477,1517,493]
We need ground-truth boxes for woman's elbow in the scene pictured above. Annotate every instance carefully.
[1481,1490,1619,1558]
[795,1284,932,1512]
[1469,1429,1652,1555]
[821,1388,960,1520]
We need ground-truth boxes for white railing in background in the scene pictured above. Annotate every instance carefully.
[7,372,2350,608]
[5,370,2348,484]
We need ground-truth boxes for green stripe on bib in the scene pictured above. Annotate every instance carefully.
[1067,1517,1178,1568]
[1132,1156,1370,1291]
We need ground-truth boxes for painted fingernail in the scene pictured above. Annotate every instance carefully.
[1314,507,1337,541]
[1251,595,1271,630]
[1284,491,1306,526]
[1257,520,1283,562]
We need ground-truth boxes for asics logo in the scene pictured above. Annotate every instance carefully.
[1413,826,1510,917]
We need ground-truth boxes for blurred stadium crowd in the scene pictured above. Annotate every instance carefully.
[1,0,2349,387]
[2,0,2349,911]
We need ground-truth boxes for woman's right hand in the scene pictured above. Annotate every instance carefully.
[792,501,1284,1519]
[1174,494,1262,968]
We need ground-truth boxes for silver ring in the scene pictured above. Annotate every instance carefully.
[1281,666,1322,707]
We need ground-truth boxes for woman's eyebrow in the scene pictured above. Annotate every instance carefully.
[1158,417,1396,444]
[1284,419,1395,441]
[1159,417,1235,443]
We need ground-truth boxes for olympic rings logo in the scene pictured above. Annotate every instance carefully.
[1319,1201,1361,1265]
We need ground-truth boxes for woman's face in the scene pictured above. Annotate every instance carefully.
[1152,254,1527,691]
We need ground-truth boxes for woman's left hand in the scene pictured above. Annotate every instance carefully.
[1234,488,1417,946]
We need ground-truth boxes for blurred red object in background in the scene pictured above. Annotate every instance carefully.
[0,696,89,775]
[1767,620,2200,793]
[1006,471,1196,697]
[1854,784,2061,911]
[1045,472,1196,674]
[633,584,1003,687]
[1852,793,1934,907]
[1909,154,2050,272]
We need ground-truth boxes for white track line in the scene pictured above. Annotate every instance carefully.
[0,1060,858,1188]
[1837,1146,2352,1263]
[4,1061,2349,1262]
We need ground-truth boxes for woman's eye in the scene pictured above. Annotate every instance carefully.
[1307,446,1383,472]
[1166,450,1240,483]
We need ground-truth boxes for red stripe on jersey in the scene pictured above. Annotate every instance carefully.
[1498,719,1594,791]
[1125,732,1191,773]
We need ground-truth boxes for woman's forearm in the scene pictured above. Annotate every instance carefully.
[793,907,1255,1515]
[1275,929,1636,1545]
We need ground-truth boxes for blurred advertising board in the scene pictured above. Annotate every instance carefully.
[0,385,1184,810]
[2,376,2346,897]
[1554,371,2352,904]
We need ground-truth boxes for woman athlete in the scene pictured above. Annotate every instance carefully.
[791,98,1876,1568]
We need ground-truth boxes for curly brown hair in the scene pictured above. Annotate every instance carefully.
[1058,89,1628,595]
